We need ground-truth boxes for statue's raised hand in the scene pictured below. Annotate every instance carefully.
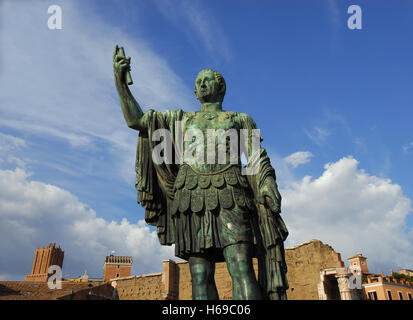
[113,45,133,85]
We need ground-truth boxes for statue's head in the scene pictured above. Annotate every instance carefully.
[194,69,226,103]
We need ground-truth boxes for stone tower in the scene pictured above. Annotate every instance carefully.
[25,243,64,282]
[103,254,133,282]
[347,253,369,275]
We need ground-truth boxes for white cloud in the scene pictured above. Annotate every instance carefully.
[0,165,175,280]
[281,156,413,273]
[284,151,314,168]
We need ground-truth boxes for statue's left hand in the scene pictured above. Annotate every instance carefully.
[257,176,281,214]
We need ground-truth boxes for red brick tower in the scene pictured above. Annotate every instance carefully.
[103,254,133,282]
[25,243,64,282]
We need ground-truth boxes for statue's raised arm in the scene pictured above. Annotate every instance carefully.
[113,45,145,131]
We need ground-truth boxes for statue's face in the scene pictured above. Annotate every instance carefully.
[195,70,219,103]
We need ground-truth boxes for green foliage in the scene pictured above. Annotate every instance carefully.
[391,272,413,284]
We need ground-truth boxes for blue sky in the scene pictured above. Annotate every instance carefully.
[0,0,412,280]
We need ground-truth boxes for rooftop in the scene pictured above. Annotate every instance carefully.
[0,280,106,300]
[347,253,367,260]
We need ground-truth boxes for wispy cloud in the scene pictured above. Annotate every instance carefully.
[284,151,314,168]
[154,0,231,62]
[0,133,30,168]
[305,126,331,145]
[0,133,26,152]
[402,142,413,153]
[327,0,340,26]
[304,108,361,148]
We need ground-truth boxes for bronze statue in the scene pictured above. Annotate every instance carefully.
[113,45,289,300]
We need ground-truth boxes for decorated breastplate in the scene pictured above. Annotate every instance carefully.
[170,164,254,216]
[180,111,242,174]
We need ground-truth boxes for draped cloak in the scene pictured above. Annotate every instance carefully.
[135,109,289,300]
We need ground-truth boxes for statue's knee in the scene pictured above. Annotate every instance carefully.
[228,258,253,279]
[190,264,211,285]
[224,244,255,280]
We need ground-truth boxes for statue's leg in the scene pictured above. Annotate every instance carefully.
[188,254,219,300]
[223,243,262,300]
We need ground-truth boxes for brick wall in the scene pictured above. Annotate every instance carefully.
[104,264,131,282]
[113,273,164,300]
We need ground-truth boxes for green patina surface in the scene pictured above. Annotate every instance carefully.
[113,46,289,300]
